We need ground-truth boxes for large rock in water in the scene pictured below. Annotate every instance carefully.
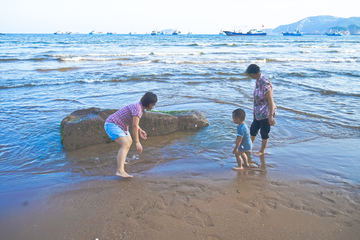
[60,108,209,150]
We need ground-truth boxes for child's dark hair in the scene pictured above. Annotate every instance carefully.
[233,108,246,121]
[246,64,260,75]
[141,92,157,107]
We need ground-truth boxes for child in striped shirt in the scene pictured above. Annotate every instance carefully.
[105,92,157,178]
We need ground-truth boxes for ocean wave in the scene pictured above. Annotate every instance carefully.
[182,73,212,76]
[36,67,80,72]
[151,52,203,56]
[0,58,20,62]
[188,43,211,46]
[59,57,130,62]
[300,45,330,49]
[212,43,237,47]
[215,72,242,76]
[262,44,285,47]
[54,52,204,61]
[266,58,359,63]
[318,90,360,97]
[118,61,152,66]
[209,51,233,55]
[52,99,83,104]
[0,57,51,62]
[161,59,266,64]
[327,49,357,53]
[277,106,332,120]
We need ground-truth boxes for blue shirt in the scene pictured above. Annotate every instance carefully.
[237,123,252,152]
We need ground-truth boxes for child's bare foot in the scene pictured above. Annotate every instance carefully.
[243,163,250,168]
[232,166,244,170]
[116,171,133,178]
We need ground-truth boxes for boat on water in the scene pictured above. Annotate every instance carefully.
[223,29,266,36]
[1,33,5,35]
[54,31,64,35]
[66,31,79,35]
[89,30,102,35]
[151,30,158,35]
[219,30,226,35]
[326,30,342,36]
[172,30,181,35]
[282,30,303,36]
[107,32,116,35]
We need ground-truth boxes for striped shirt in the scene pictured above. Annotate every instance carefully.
[105,102,144,134]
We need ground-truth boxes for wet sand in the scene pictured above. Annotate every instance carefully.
[1,138,360,240]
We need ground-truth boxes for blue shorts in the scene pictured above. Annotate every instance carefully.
[104,123,130,140]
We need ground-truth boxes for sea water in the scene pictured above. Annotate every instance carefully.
[0,34,359,193]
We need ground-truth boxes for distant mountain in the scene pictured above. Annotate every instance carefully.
[269,15,360,35]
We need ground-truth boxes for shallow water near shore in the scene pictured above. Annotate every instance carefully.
[0,34,360,197]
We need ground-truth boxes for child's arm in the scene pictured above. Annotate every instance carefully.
[139,128,147,139]
[233,136,242,154]
[132,116,143,153]
[265,90,276,126]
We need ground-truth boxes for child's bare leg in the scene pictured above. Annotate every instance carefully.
[232,152,244,170]
[240,152,249,167]
[114,135,133,178]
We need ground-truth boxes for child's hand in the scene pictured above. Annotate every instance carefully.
[139,129,147,139]
[233,148,238,155]
[136,142,143,153]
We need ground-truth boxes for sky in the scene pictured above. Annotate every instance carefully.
[1,0,359,34]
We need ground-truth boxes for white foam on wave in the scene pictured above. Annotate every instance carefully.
[60,57,113,62]
[192,43,211,46]
[267,58,359,63]
[300,45,330,49]
[151,52,203,56]
[161,59,266,64]
[119,61,152,66]
[336,49,357,53]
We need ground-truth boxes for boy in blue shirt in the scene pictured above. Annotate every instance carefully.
[232,108,252,170]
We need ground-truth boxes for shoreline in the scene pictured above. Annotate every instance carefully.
[1,137,359,239]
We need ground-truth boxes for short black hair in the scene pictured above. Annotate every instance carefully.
[232,108,246,121]
[246,64,260,75]
[141,92,157,107]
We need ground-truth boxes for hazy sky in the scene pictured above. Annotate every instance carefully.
[1,0,359,33]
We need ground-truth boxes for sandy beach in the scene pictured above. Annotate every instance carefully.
[1,137,359,240]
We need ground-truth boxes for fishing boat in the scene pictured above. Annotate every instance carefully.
[282,30,303,36]
[219,30,226,35]
[151,30,158,35]
[172,29,181,35]
[326,30,342,36]
[89,30,102,35]
[107,32,116,35]
[223,29,266,36]
[54,31,64,35]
